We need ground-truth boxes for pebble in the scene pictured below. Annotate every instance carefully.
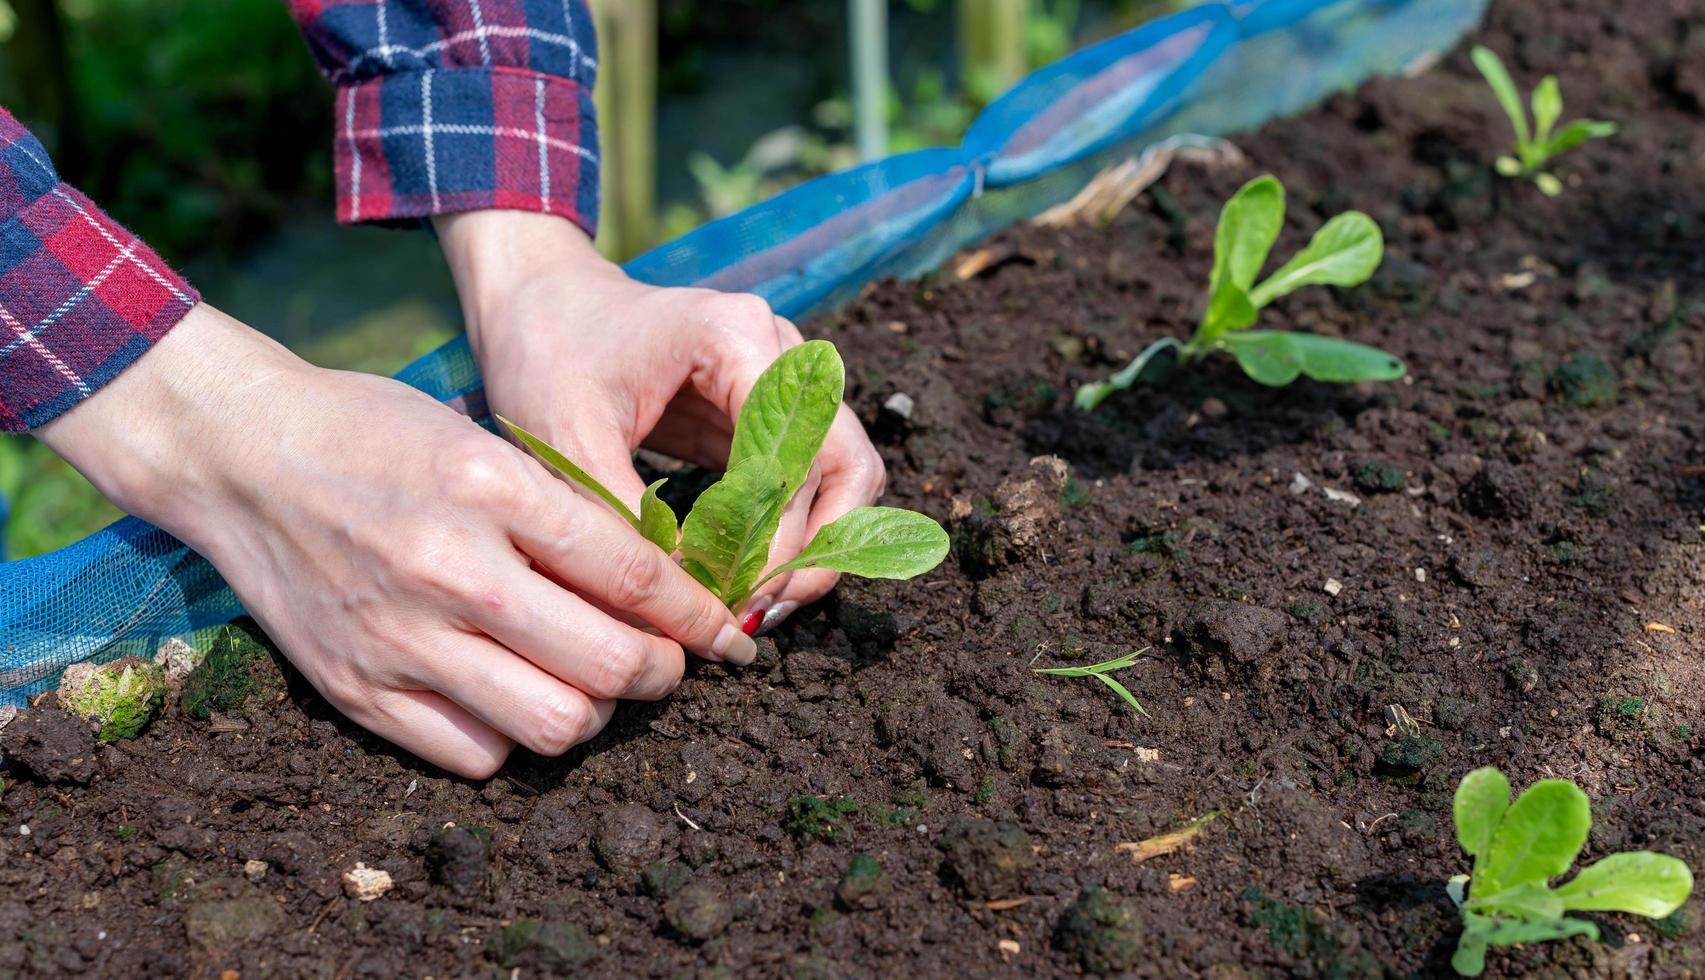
[341,862,394,902]
[663,880,732,942]
[426,827,491,897]
[591,804,662,872]
[882,392,915,421]
[1200,397,1228,419]
[0,705,16,732]
[243,859,269,882]
[938,818,1037,899]
[1324,579,1344,596]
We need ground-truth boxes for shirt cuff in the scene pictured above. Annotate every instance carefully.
[333,65,600,237]
[0,183,198,432]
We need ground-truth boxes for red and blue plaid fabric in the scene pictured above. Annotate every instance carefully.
[0,110,199,432]
[0,0,599,431]
[287,0,601,230]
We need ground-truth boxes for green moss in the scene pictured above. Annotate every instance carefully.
[1354,461,1406,493]
[783,796,860,842]
[1241,887,1378,977]
[973,781,997,804]
[1054,883,1145,974]
[115,824,138,842]
[1549,352,1617,407]
[1059,477,1090,508]
[487,918,598,972]
[58,657,168,742]
[181,619,283,721]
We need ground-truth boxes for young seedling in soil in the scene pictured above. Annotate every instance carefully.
[1032,649,1150,717]
[1470,46,1616,197]
[502,339,949,617]
[1076,175,1402,410]
[1448,766,1694,976]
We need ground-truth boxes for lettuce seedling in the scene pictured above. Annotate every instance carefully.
[1471,46,1616,197]
[1032,649,1150,717]
[1076,175,1402,410]
[501,339,949,613]
[1449,766,1694,976]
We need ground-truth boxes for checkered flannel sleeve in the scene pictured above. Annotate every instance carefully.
[286,0,601,234]
[0,109,200,432]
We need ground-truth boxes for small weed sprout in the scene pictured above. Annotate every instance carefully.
[503,340,949,613]
[1076,175,1402,410]
[1448,766,1694,976]
[1470,46,1616,197]
[1033,649,1150,717]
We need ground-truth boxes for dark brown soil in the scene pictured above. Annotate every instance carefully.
[5,0,1704,976]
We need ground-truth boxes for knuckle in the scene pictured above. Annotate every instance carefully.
[706,292,775,331]
[530,692,593,756]
[586,636,649,700]
[440,445,524,507]
[605,543,666,610]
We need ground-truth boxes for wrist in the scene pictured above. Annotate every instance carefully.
[37,303,314,528]
[434,210,623,355]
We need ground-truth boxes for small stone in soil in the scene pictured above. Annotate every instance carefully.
[341,862,394,901]
[58,658,168,743]
[641,861,692,898]
[183,892,285,947]
[591,804,662,872]
[425,826,490,897]
[937,818,1037,900]
[242,860,268,882]
[835,853,890,911]
[664,880,733,942]
[1054,883,1145,974]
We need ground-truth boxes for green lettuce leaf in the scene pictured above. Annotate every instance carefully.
[1247,211,1383,307]
[758,506,949,587]
[1220,331,1405,386]
[729,339,843,495]
[1554,852,1694,918]
[678,456,789,608]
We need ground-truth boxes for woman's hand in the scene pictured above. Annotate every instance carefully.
[39,304,756,778]
[435,210,886,626]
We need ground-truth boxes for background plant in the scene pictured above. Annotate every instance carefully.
[1076,174,1403,410]
[1032,649,1150,717]
[503,340,948,612]
[1449,766,1693,976]
[1470,45,1616,197]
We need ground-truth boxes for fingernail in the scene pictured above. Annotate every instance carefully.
[758,600,799,635]
[712,622,758,667]
[739,595,774,635]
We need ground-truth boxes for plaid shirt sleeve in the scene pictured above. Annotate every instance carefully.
[0,109,200,432]
[285,0,601,234]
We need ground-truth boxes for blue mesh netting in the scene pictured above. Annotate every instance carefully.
[1,0,1487,705]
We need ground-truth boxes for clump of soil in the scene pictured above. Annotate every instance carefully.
[3,0,1703,976]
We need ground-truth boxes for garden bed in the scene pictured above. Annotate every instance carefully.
[4,0,1704,975]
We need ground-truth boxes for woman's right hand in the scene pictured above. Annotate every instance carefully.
[38,303,755,778]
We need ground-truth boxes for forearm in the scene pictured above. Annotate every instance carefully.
[36,304,310,534]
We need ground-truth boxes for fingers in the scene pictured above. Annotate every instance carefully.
[764,404,888,620]
[744,466,821,614]
[403,631,620,758]
[341,687,516,780]
[468,563,688,701]
[511,485,758,666]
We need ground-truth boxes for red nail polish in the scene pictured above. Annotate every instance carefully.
[740,610,763,635]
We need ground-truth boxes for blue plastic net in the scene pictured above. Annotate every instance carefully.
[1,0,1487,705]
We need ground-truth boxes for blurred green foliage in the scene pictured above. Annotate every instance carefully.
[0,434,122,560]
